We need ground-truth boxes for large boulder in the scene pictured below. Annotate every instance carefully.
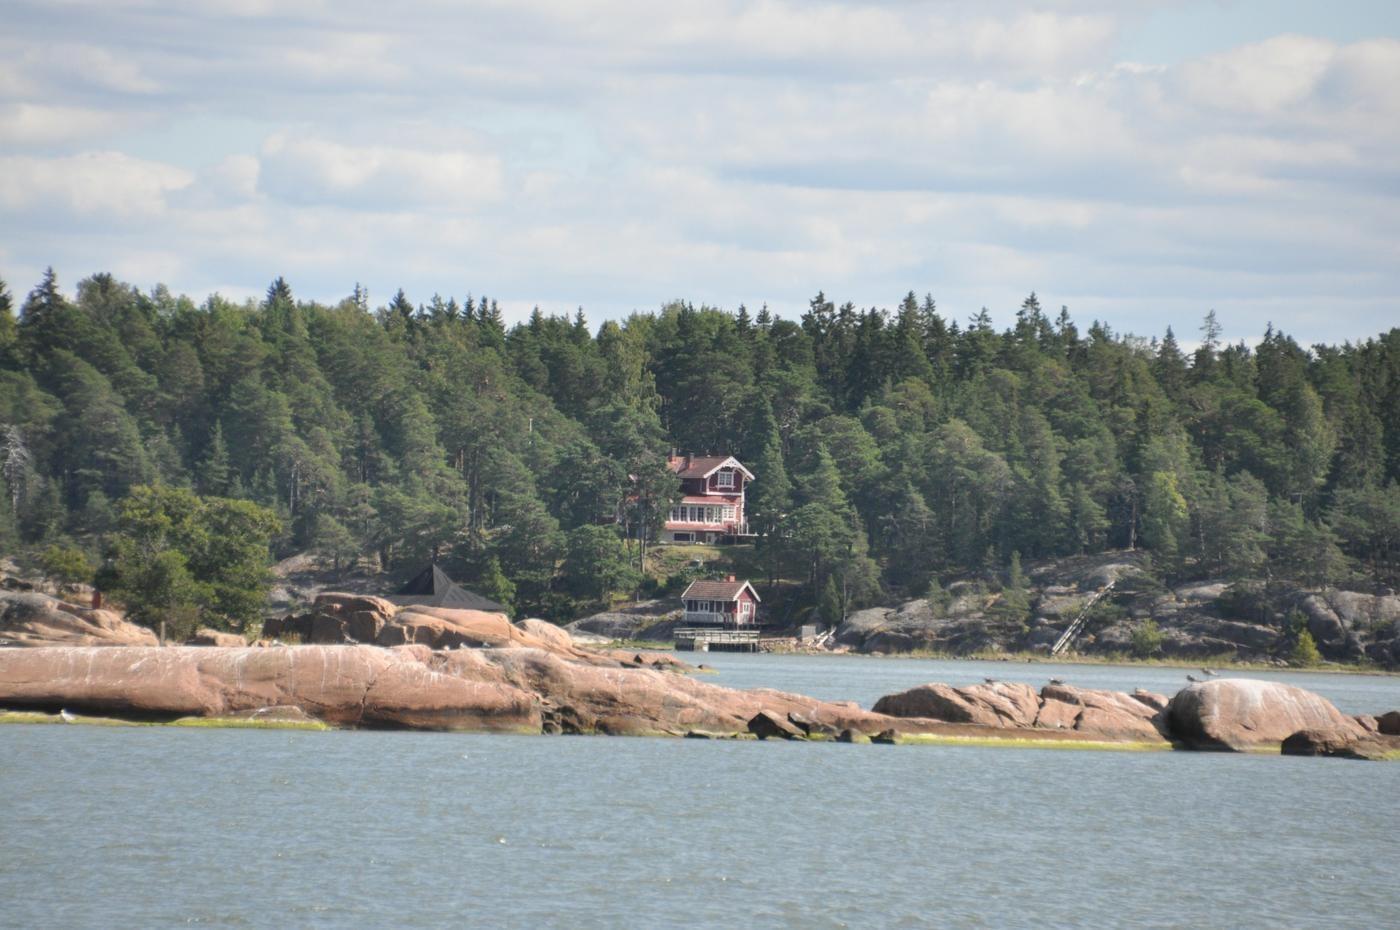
[873,679,1169,742]
[563,602,682,642]
[1166,678,1365,751]
[0,592,158,648]
[0,644,542,730]
[1281,728,1366,759]
[834,607,895,647]
[1035,684,1169,741]
[1296,594,1365,660]
[873,681,1041,728]
[303,592,398,644]
[381,606,551,651]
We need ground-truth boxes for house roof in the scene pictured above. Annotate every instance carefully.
[388,564,508,613]
[680,579,761,602]
[667,454,755,481]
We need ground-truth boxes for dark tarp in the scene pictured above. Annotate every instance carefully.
[388,564,507,613]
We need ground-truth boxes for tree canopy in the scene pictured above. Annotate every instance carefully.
[4,270,1400,626]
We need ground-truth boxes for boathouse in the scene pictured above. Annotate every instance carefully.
[679,576,760,627]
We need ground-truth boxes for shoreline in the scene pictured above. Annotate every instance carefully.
[19,708,1386,756]
[607,640,1400,677]
[2,642,1395,759]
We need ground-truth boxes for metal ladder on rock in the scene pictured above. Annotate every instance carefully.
[1050,580,1117,657]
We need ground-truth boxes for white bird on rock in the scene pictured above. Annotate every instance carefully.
[59,709,77,723]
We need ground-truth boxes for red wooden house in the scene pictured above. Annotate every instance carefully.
[662,453,755,544]
[680,576,761,627]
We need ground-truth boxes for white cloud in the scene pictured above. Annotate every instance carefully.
[0,152,193,218]
[0,103,135,146]
[0,2,1396,346]
[256,135,504,209]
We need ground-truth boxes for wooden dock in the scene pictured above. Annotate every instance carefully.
[674,627,762,653]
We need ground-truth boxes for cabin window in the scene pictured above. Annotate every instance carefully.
[723,505,735,520]
[716,470,735,489]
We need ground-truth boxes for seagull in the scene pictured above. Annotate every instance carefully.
[1201,668,1218,676]
[1186,674,1201,683]
[1048,677,1065,686]
[983,677,998,684]
[59,709,77,723]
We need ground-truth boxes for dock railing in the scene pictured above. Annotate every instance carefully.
[674,627,762,652]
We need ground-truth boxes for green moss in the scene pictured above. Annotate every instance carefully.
[0,711,154,727]
[893,732,1171,752]
[0,710,331,730]
[170,716,330,731]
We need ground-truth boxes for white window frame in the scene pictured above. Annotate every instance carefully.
[716,469,735,489]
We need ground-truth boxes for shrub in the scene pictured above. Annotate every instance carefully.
[1130,619,1163,658]
[1290,628,1322,667]
[39,544,94,594]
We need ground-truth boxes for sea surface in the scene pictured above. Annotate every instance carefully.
[3,656,1398,929]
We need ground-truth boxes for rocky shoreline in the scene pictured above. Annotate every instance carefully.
[3,589,1397,759]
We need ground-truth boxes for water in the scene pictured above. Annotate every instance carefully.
[693,653,1400,716]
[3,658,1398,929]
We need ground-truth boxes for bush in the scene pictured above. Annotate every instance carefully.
[926,578,951,615]
[39,544,94,594]
[1130,619,1163,658]
[1287,609,1323,667]
[1290,628,1322,667]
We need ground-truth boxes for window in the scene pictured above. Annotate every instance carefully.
[716,470,735,489]
[723,505,735,521]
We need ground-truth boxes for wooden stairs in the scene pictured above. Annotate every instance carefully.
[1049,580,1117,657]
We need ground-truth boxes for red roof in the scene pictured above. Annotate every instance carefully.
[680,579,761,602]
[667,455,755,481]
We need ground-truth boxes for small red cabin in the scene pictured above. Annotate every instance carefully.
[680,576,761,627]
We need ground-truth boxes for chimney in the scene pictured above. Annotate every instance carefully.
[685,452,692,468]
[727,574,736,583]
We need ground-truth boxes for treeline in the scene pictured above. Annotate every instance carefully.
[2,270,1399,628]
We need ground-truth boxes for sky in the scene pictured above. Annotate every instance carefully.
[2,0,1398,346]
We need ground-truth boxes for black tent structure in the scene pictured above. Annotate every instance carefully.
[388,564,508,613]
